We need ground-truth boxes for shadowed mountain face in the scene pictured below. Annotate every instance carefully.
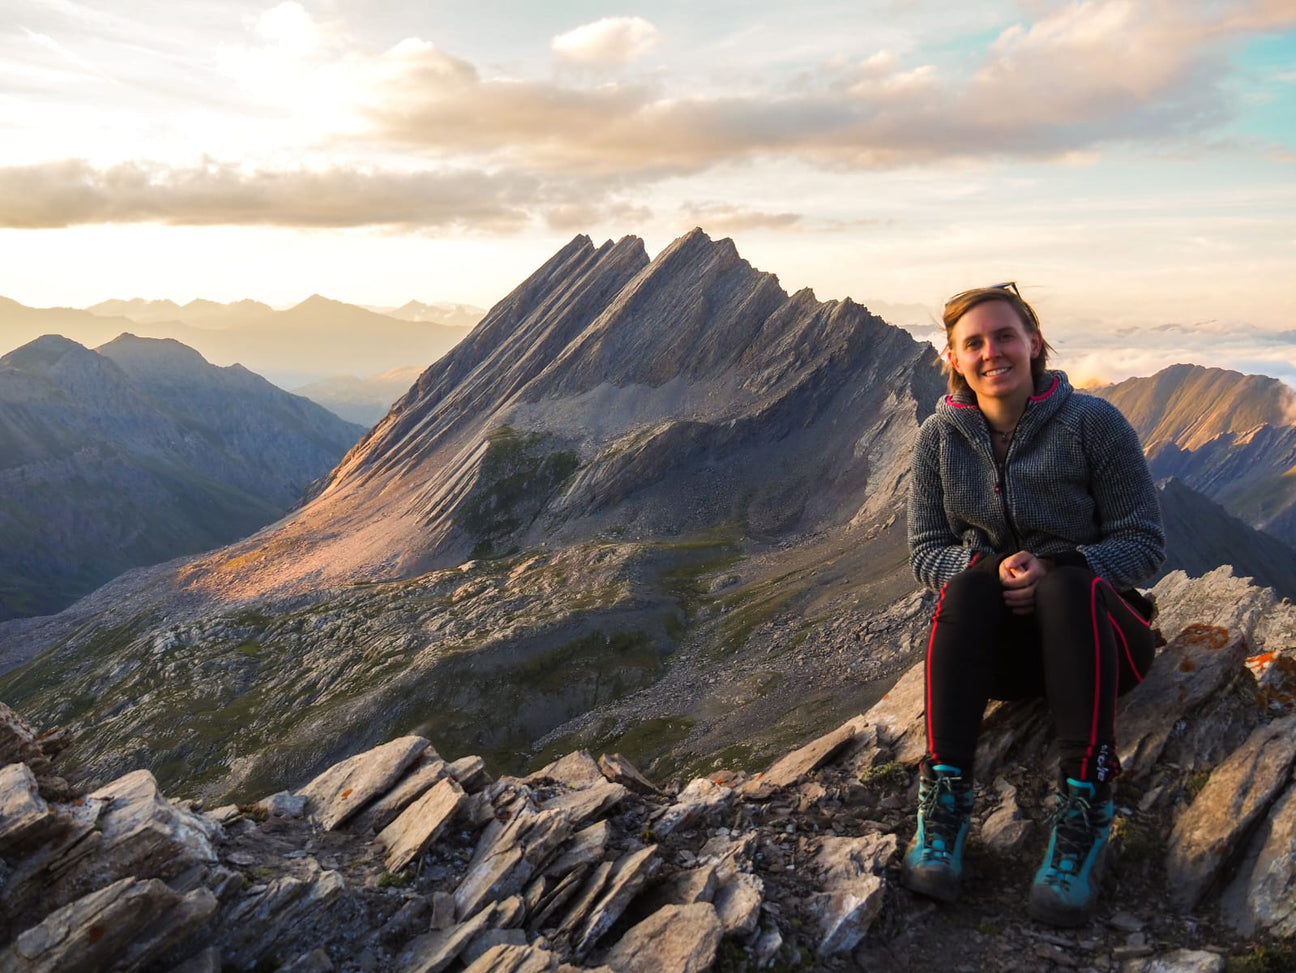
[0,231,1280,808]
[0,334,364,620]
[1155,479,1296,599]
[1093,365,1296,549]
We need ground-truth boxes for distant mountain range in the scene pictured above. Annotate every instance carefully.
[0,333,364,620]
[0,231,1292,806]
[292,367,425,425]
[1093,364,1296,549]
[0,295,484,391]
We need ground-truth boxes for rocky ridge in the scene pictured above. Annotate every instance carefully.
[2,567,1294,972]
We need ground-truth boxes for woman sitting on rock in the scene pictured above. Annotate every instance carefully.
[902,282,1164,926]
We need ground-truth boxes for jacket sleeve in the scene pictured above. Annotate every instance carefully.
[908,419,978,590]
[1073,401,1166,589]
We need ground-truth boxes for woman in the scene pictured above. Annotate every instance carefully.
[902,282,1163,927]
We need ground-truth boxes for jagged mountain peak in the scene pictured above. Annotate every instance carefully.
[197,228,938,599]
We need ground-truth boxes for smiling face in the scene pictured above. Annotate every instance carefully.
[946,299,1043,406]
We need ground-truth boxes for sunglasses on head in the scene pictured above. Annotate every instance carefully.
[945,280,1021,308]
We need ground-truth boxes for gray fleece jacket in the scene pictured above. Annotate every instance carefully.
[907,370,1165,592]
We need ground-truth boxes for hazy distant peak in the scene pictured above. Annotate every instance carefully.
[291,294,351,312]
[96,332,211,370]
[0,333,91,370]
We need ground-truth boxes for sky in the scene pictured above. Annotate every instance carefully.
[1,0,1294,387]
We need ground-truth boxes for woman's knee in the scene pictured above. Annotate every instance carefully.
[1035,563,1094,604]
[943,562,1004,604]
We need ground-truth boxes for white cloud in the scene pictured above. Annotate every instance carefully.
[551,17,660,68]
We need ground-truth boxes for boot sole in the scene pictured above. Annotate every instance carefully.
[900,863,961,903]
[1027,891,1095,927]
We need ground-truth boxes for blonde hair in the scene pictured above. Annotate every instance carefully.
[941,284,1053,395]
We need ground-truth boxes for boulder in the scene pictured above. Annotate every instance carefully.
[1164,716,1296,911]
[296,736,429,830]
[598,902,722,973]
[379,776,466,873]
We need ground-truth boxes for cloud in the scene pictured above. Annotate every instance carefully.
[1054,318,1296,389]
[551,17,660,68]
[362,1,1296,177]
[678,201,803,233]
[0,159,541,230]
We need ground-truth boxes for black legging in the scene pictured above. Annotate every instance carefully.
[924,556,1155,784]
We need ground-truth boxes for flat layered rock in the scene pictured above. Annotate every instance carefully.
[1118,629,1251,777]
[446,755,490,793]
[353,754,448,834]
[653,779,733,837]
[455,809,573,921]
[2,877,216,972]
[599,902,722,973]
[30,769,219,914]
[713,872,763,935]
[810,832,897,955]
[542,780,629,829]
[574,845,660,955]
[755,715,872,790]
[0,762,57,853]
[543,820,610,879]
[1233,781,1296,936]
[380,776,466,873]
[597,754,660,796]
[858,662,927,763]
[1165,716,1296,911]
[218,872,346,969]
[528,751,606,790]
[462,942,563,973]
[400,902,498,973]
[296,736,429,830]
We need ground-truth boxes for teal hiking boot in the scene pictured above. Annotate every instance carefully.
[1028,778,1114,927]
[900,762,973,903]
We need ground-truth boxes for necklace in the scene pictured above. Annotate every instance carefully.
[989,426,1014,443]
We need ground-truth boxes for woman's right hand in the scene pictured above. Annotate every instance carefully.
[999,551,1051,615]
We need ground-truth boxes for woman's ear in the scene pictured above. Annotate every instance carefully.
[1029,331,1044,358]
[946,348,961,374]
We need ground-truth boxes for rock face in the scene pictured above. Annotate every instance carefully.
[2,570,1295,971]
[0,333,364,620]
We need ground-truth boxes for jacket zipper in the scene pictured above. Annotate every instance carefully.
[993,450,1023,550]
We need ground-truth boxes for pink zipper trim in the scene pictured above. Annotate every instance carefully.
[1029,374,1060,402]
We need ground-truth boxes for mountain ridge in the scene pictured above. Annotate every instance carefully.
[0,333,363,620]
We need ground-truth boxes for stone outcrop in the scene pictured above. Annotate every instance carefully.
[3,568,1295,970]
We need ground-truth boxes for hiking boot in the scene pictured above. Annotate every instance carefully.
[1028,778,1114,927]
[900,761,974,903]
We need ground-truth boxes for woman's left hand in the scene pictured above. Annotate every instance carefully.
[999,551,1051,615]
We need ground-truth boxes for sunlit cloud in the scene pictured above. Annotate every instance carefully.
[361,0,1296,177]
[678,202,803,233]
[551,17,660,68]
[0,159,542,230]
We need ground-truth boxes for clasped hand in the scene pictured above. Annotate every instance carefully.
[998,551,1051,615]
